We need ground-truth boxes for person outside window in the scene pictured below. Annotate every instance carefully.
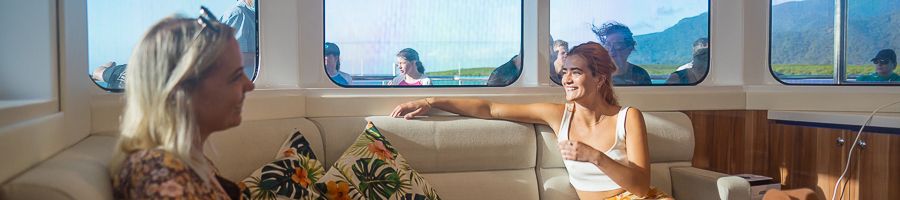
[592,22,651,85]
[856,49,900,82]
[324,42,353,85]
[220,0,258,79]
[388,48,432,86]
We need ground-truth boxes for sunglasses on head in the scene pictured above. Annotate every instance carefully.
[873,59,891,65]
[196,6,220,33]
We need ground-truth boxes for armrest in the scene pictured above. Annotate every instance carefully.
[717,176,751,200]
[670,167,749,200]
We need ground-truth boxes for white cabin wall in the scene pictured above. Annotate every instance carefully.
[519,0,542,87]
[742,0,776,86]
[296,0,328,89]
[0,0,91,183]
[706,0,744,86]
[256,0,303,89]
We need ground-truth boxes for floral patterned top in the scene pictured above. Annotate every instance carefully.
[113,149,237,200]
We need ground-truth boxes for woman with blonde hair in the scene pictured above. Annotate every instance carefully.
[110,7,254,199]
[391,42,672,199]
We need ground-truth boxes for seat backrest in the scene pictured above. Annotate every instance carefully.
[310,116,537,173]
[643,112,695,163]
[204,117,325,181]
[310,116,541,200]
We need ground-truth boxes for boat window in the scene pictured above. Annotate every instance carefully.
[550,0,711,86]
[1,0,55,101]
[324,0,523,87]
[770,0,900,85]
[87,0,260,92]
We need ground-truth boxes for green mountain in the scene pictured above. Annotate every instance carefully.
[630,0,900,66]
[629,12,709,65]
[771,0,900,65]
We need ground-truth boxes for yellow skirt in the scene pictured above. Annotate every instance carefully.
[606,187,673,200]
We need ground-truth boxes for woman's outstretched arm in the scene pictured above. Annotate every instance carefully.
[390,97,563,126]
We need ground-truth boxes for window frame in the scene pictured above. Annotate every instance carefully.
[86,1,262,92]
[547,0,712,87]
[322,0,525,88]
[0,0,60,127]
[768,0,900,86]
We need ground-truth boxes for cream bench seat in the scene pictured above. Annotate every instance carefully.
[1,112,751,200]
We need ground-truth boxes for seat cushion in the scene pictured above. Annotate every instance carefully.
[311,116,537,173]
[670,167,728,200]
[1,135,117,200]
[649,161,692,196]
[537,168,578,200]
[422,170,539,200]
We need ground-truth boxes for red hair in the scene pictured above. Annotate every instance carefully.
[567,42,619,106]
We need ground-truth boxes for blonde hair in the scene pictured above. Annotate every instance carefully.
[110,16,235,183]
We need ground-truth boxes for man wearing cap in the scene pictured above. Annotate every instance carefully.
[325,42,353,85]
[857,49,900,82]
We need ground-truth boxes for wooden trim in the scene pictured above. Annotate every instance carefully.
[683,110,899,200]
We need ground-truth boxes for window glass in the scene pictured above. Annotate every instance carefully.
[88,0,259,91]
[1,0,55,101]
[325,0,523,87]
[845,0,900,84]
[550,0,710,86]
[770,0,835,84]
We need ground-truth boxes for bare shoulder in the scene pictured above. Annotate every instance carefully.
[624,107,647,131]
[531,103,566,132]
[528,102,566,123]
[625,107,644,118]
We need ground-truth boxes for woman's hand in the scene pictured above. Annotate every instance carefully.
[390,98,432,119]
[558,140,603,163]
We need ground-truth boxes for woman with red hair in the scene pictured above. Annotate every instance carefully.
[391,42,671,199]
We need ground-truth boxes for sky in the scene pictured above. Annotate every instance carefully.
[550,0,709,46]
[87,0,238,74]
[326,0,522,76]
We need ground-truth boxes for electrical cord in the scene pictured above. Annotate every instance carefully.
[830,99,900,200]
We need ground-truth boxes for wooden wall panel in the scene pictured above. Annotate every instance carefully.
[683,110,899,200]
[887,137,898,199]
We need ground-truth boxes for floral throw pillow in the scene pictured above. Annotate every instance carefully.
[315,122,441,200]
[240,131,326,200]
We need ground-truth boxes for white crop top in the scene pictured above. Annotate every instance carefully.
[559,103,630,191]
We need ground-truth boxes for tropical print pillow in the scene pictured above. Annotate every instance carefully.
[240,130,326,200]
[315,121,441,200]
